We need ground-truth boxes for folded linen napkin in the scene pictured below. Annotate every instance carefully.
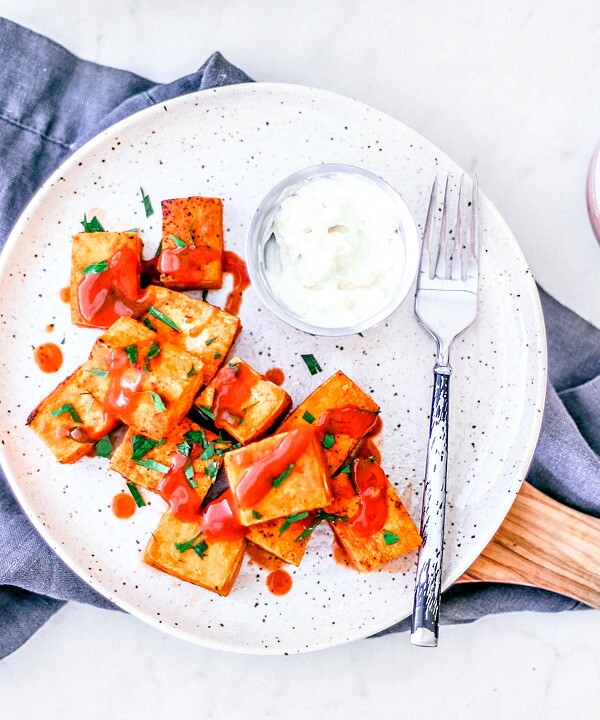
[0,18,598,659]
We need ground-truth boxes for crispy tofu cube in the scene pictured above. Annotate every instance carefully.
[245,512,314,566]
[81,317,203,440]
[110,418,225,499]
[196,358,291,445]
[279,371,379,474]
[325,472,421,571]
[224,428,332,526]
[70,231,143,327]
[27,367,118,463]
[144,511,246,596]
[140,286,240,385]
[158,197,223,289]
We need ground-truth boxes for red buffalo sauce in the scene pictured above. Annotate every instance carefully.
[102,346,145,426]
[212,362,258,427]
[266,569,292,595]
[158,449,203,522]
[264,367,285,386]
[59,286,70,303]
[112,491,136,519]
[223,251,250,315]
[77,246,146,327]
[234,426,314,509]
[34,343,63,373]
[354,414,383,464]
[157,243,221,286]
[201,489,245,543]
[349,457,389,537]
[315,406,379,439]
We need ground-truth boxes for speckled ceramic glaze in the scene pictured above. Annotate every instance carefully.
[0,84,546,654]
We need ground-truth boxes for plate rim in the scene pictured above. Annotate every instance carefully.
[0,81,548,654]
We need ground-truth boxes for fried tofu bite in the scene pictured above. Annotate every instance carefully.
[140,285,240,385]
[196,358,291,445]
[245,512,314,566]
[278,370,379,475]
[144,509,246,597]
[70,231,143,328]
[157,197,223,290]
[110,418,230,499]
[324,462,421,571]
[224,427,332,526]
[81,317,203,440]
[27,367,117,463]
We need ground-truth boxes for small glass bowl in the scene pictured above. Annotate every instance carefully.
[246,163,420,336]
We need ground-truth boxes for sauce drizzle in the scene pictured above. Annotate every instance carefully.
[264,367,285,386]
[112,492,136,519]
[315,406,379,439]
[33,343,63,373]
[223,251,250,315]
[266,569,292,595]
[201,489,245,543]
[212,361,258,427]
[157,449,203,522]
[349,457,389,537]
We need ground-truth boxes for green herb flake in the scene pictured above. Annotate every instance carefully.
[204,459,219,480]
[294,510,348,543]
[85,368,109,377]
[340,464,351,475]
[302,410,316,424]
[82,260,108,275]
[300,353,322,376]
[205,337,216,346]
[273,463,294,488]
[50,403,82,423]
[170,234,187,248]
[322,433,335,450]
[279,511,309,535]
[131,435,166,462]
[126,482,146,507]
[148,305,181,332]
[184,464,196,485]
[187,365,197,378]
[192,539,209,558]
[95,435,113,458]
[144,341,161,370]
[176,439,192,457]
[154,239,163,258]
[383,530,400,545]
[174,531,202,553]
[251,509,262,520]
[148,391,166,412]
[135,458,170,473]
[213,352,222,360]
[124,345,138,364]
[184,430,208,449]
[201,443,216,461]
[81,214,105,233]
[140,187,154,217]
[143,317,156,331]
[197,405,214,421]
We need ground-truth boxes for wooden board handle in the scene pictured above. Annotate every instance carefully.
[458,482,600,609]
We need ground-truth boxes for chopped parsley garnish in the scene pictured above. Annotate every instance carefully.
[140,187,154,217]
[301,353,322,375]
[184,464,196,485]
[383,530,400,545]
[126,482,145,507]
[174,532,208,558]
[170,234,187,248]
[213,352,222,360]
[50,403,82,423]
[322,433,335,450]
[85,368,109,377]
[279,511,309,535]
[187,365,197,377]
[95,435,113,458]
[205,337,216,346]
[204,459,219,480]
[295,510,348,542]
[135,458,170,473]
[148,391,166,412]
[202,290,209,302]
[184,429,208,448]
[251,509,262,520]
[131,435,166,462]
[82,260,108,275]
[148,305,181,332]
[81,214,104,232]
[154,239,163,258]
[197,405,214,421]
[273,463,294,488]
[340,464,351,475]
[201,443,216,461]
[302,410,315,424]
[143,317,157,331]
[176,439,192,457]
[124,345,138,364]
[144,341,161,370]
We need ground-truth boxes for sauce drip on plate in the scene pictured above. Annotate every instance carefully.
[223,251,250,315]
[264,367,285,386]
[112,492,136,519]
[266,569,292,595]
[59,286,70,303]
[33,343,63,373]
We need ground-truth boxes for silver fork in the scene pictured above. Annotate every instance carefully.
[410,174,479,647]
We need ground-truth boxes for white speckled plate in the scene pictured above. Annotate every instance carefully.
[0,83,546,654]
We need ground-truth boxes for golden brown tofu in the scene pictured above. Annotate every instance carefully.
[81,317,204,440]
[110,418,226,499]
[140,285,240,385]
[27,367,118,464]
[324,472,421,571]
[144,511,246,596]
[70,231,143,327]
[224,428,332,526]
[245,512,313,566]
[158,197,223,290]
[196,358,292,445]
[279,371,379,474]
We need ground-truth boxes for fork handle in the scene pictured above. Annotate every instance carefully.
[411,366,450,647]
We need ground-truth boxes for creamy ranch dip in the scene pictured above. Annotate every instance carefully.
[264,172,405,329]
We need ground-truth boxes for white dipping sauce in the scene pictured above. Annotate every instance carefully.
[264,172,405,329]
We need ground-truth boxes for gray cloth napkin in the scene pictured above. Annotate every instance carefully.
[0,18,598,660]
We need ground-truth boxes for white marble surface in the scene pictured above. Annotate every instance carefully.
[1,0,600,717]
